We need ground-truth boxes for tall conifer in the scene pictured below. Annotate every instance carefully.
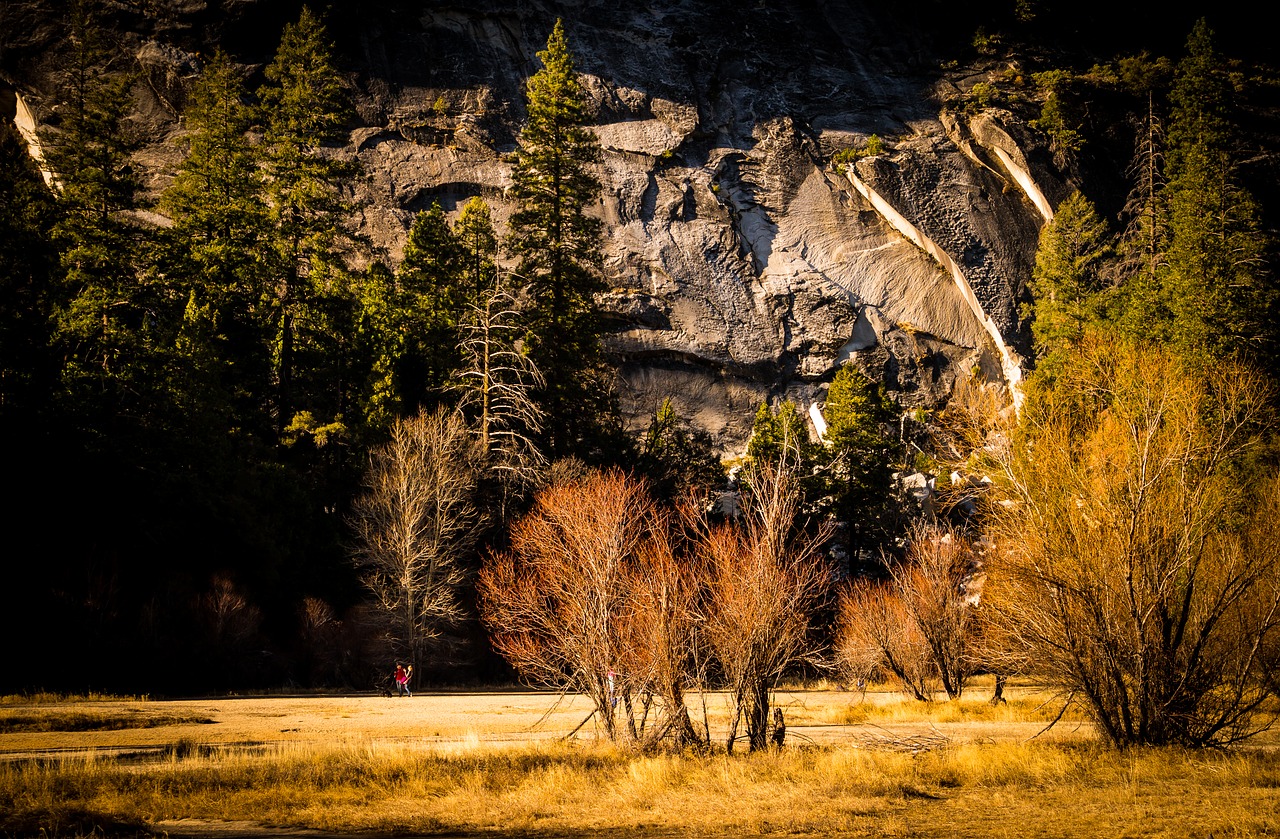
[258,5,356,434]
[163,50,268,312]
[455,196,498,304]
[41,0,150,392]
[507,19,608,458]
[0,121,57,413]
[1028,191,1111,370]
[820,365,903,554]
[1161,19,1273,358]
[162,50,272,436]
[399,201,462,402]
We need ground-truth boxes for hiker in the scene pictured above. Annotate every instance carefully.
[394,663,412,697]
[771,707,786,748]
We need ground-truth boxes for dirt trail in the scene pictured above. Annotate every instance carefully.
[0,685,1097,763]
[155,820,388,839]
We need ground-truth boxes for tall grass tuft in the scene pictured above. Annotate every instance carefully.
[3,738,1279,837]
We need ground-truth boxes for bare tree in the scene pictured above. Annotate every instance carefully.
[477,469,655,742]
[295,596,342,687]
[983,337,1280,747]
[837,579,935,701]
[197,573,262,650]
[696,464,834,752]
[455,275,547,512]
[886,522,981,700]
[349,407,485,675]
[619,511,702,747]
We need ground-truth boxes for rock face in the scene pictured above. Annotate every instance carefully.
[0,0,1066,456]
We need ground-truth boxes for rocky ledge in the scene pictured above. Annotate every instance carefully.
[1,0,1069,455]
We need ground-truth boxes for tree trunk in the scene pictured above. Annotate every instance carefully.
[745,680,770,752]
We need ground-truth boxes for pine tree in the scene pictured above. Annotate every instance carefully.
[398,201,463,402]
[0,120,58,413]
[41,0,153,394]
[819,365,904,555]
[637,397,724,500]
[351,260,403,431]
[1160,19,1274,359]
[1027,191,1111,371]
[507,19,607,458]
[455,196,498,304]
[163,50,268,316]
[746,400,823,505]
[161,49,272,437]
[258,5,357,436]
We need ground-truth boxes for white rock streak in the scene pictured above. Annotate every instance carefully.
[11,91,54,188]
[988,145,1053,223]
[809,401,829,442]
[845,167,1024,412]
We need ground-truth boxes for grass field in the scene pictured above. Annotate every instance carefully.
[2,679,1277,838]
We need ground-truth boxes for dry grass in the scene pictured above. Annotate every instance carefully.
[0,710,213,734]
[2,687,1278,838]
[0,693,149,706]
[823,693,1083,727]
[3,738,1279,838]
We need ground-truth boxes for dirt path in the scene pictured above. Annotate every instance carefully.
[0,684,1097,762]
[154,820,391,839]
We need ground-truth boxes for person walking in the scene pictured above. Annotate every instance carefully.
[394,663,413,697]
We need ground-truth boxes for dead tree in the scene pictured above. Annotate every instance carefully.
[696,464,833,752]
[454,277,548,518]
[479,469,688,743]
[349,407,484,675]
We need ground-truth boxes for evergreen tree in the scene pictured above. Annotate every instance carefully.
[0,120,58,414]
[1027,191,1111,372]
[818,365,904,555]
[41,0,157,399]
[163,50,268,299]
[398,201,463,403]
[1031,69,1084,156]
[455,196,498,304]
[161,49,273,440]
[1166,19,1233,160]
[637,397,725,500]
[258,5,357,437]
[746,400,824,512]
[747,399,820,470]
[1159,19,1274,359]
[351,260,403,431]
[507,19,608,458]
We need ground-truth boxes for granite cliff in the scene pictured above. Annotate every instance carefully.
[1,0,1071,455]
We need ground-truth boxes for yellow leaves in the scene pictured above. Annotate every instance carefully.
[283,410,346,447]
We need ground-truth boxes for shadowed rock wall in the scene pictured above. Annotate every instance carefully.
[2,0,1064,456]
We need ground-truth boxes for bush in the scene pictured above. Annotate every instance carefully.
[982,336,1280,747]
[832,135,886,168]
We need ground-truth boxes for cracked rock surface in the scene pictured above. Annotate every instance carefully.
[1,0,1064,456]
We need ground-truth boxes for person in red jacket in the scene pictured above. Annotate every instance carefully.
[394,663,412,697]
